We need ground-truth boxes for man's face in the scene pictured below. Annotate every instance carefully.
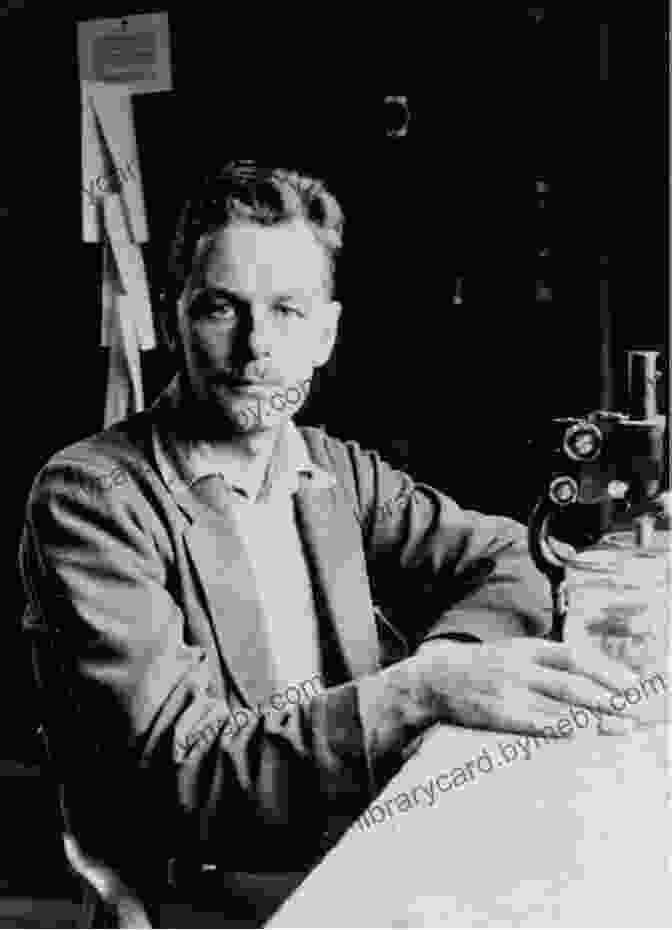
[176,219,340,434]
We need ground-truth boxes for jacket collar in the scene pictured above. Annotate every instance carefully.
[150,374,335,519]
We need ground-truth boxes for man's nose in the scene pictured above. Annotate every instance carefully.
[245,307,274,358]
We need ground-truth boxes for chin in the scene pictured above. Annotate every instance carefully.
[236,408,289,435]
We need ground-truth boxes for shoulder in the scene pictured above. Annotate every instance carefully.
[298,426,395,518]
[28,411,158,509]
[299,426,378,479]
[300,425,357,465]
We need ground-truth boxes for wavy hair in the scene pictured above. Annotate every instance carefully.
[160,161,344,346]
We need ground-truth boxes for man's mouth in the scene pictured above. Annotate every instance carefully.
[215,375,279,393]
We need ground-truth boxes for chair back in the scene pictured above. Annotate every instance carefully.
[33,672,153,928]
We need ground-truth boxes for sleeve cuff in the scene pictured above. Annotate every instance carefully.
[422,632,483,645]
[310,682,374,801]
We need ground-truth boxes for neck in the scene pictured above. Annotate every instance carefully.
[171,374,285,471]
[198,423,281,467]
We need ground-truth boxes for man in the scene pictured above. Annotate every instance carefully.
[20,161,639,925]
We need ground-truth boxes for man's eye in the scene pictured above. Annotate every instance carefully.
[191,293,238,321]
[276,303,304,317]
[208,301,237,319]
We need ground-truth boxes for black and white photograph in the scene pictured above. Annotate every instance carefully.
[1,5,669,928]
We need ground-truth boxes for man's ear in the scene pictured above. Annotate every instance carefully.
[163,288,191,355]
[313,300,342,367]
[158,289,181,354]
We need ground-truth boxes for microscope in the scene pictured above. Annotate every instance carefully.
[528,351,667,642]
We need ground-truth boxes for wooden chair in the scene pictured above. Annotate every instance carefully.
[36,723,153,929]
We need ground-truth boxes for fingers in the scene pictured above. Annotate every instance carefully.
[533,640,640,693]
[523,693,637,737]
[461,693,579,738]
[531,670,644,720]
[467,691,635,738]
[447,692,558,736]
[531,642,651,723]
[429,640,651,741]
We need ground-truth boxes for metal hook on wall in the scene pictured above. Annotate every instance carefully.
[385,96,410,139]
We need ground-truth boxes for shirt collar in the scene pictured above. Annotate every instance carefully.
[151,374,335,502]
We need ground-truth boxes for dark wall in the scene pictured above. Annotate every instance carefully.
[3,6,666,766]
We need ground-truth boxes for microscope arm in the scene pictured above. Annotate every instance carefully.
[528,493,572,642]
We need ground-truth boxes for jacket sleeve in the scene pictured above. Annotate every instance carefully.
[334,438,555,646]
[19,460,373,878]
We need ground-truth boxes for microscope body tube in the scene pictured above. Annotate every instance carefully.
[627,351,659,421]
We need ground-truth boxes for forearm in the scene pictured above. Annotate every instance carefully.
[421,517,570,644]
[176,667,435,851]
[353,441,554,644]
[356,655,438,788]
[159,658,439,860]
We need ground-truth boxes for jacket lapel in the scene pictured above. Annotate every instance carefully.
[294,478,380,682]
[179,477,381,706]
[183,501,278,710]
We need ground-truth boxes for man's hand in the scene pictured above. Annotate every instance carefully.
[413,638,644,736]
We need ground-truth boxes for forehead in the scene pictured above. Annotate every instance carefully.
[200,219,329,298]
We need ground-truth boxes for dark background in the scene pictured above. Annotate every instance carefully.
[0,2,667,900]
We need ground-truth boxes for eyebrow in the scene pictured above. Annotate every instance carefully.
[204,286,243,301]
[205,285,311,304]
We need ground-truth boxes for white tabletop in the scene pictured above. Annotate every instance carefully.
[270,532,670,928]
